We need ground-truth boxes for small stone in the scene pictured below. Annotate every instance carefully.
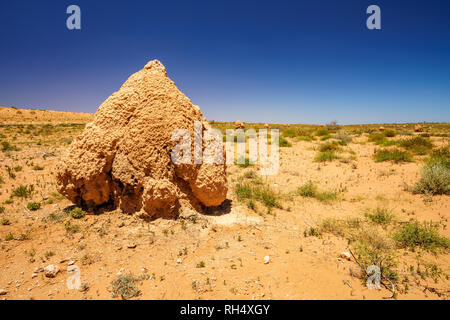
[34,267,44,273]
[176,258,182,264]
[264,256,270,264]
[127,243,137,249]
[0,289,7,295]
[44,264,60,278]
[31,273,38,279]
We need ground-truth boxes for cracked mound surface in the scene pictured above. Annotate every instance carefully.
[56,60,227,218]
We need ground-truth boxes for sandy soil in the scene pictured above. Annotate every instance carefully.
[0,107,448,300]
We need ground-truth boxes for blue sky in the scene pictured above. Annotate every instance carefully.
[0,0,449,124]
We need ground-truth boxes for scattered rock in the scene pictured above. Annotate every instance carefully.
[264,256,270,264]
[44,264,60,278]
[0,289,7,295]
[176,258,182,264]
[31,273,38,279]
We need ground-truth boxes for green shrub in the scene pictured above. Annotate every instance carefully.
[368,132,387,145]
[1,141,20,152]
[282,128,299,138]
[235,156,253,168]
[235,180,281,212]
[315,128,329,137]
[315,150,339,162]
[374,149,412,163]
[27,202,41,211]
[413,162,450,195]
[297,182,337,203]
[0,207,5,213]
[111,274,141,300]
[318,142,340,152]
[333,132,352,143]
[427,146,450,167]
[365,207,394,225]
[64,221,80,234]
[297,136,314,142]
[279,137,292,147]
[70,207,85,219]
[297,181,317,197]
[1,218,10,225]
[315,191,337,203]
[384,129,397,137]
[12,185,34,198]
[399,137,433,154]
[5,232,14,241]
[393,221,450,251]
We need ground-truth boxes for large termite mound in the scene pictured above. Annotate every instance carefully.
[56,60,227,218]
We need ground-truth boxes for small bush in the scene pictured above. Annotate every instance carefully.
[1,141,20,152]
[315,128,329,137]
[368,132,387,145]
[27,202,41,211]
[427,146,450,167]
[1,218,10,225]
[412,162,450,195]
[279,136,292,147]
[365,207,394,225]
[318,142,340,152]
[0,207,5,213]
[235,180,281,211]
[282,128,299,138]
[315,150,339,162]
[5,232,14,241]
[315,191,337,203]
[12,185,34,198]
[235,156,253,168]
[297,182,337,203]
[297,181,317,197]
[298,136,314,142]
[393,221,450,251]
[400,137,433,154]
[64,221,80,234]
[333,132,352,143]
[32,165,44,171]
[374,149,412,163]
[384,129,397,137]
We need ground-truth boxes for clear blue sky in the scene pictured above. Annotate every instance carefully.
[1,0,449,124]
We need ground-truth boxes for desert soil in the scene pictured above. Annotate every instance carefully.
[0,107,448,300]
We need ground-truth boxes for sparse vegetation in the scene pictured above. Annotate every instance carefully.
[111,274,141,300]
[374,149,412,163]
[315,150,339,162]
[365,207,395,225]
[412,162,450,195]
[297,181,337,203]
[11,185,34,198]
[235,175,281,213]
